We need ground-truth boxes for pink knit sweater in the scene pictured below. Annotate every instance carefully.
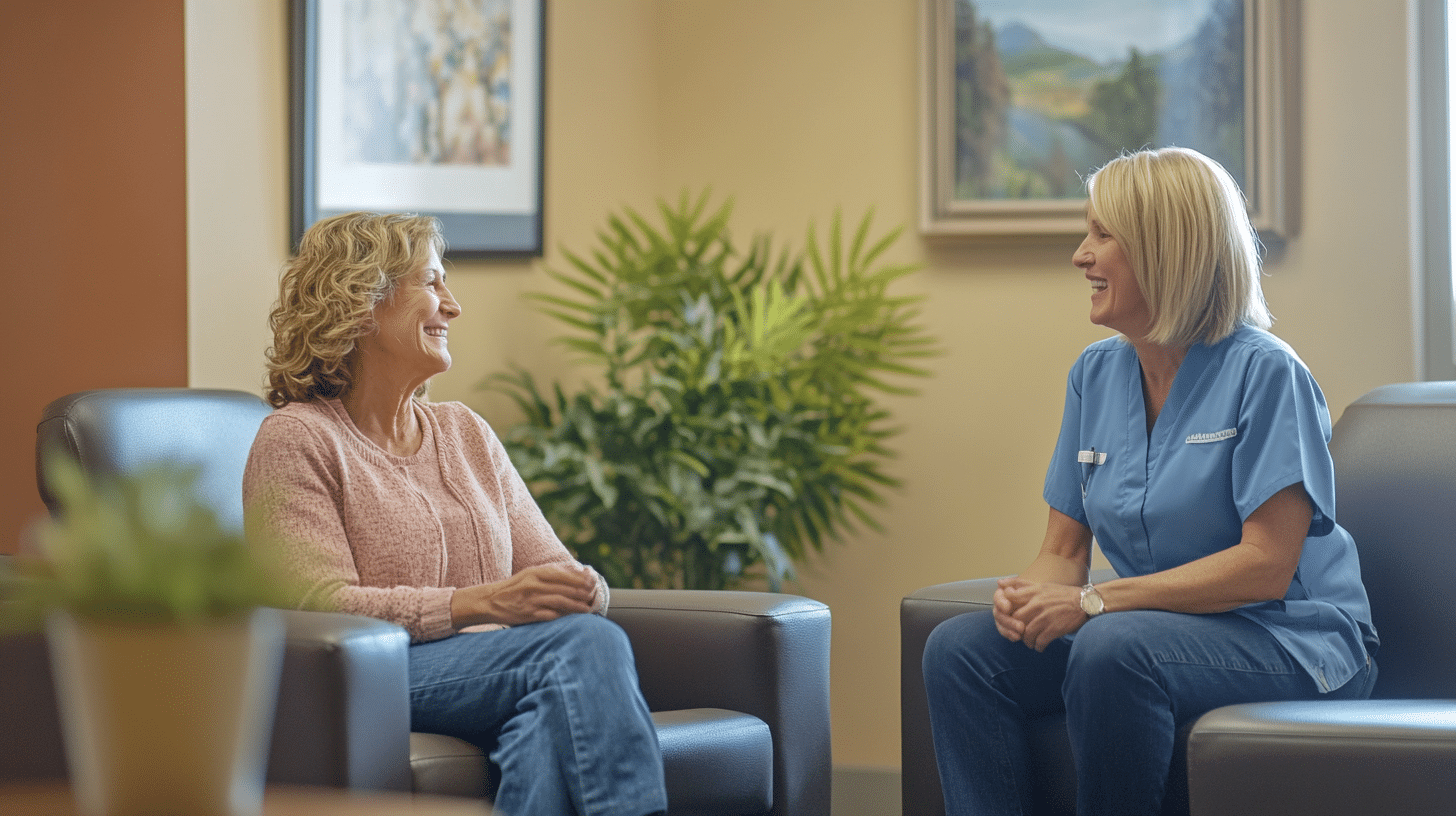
[242,399,606,642]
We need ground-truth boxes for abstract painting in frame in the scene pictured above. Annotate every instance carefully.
[291,0,546,258]
[920,0,1296,237]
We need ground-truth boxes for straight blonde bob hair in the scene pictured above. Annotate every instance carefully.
[265,212,445,407]
[1087,147,1271,348]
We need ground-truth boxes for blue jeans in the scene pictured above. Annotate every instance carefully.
[408,613,667,816]
[923,609,1376,816]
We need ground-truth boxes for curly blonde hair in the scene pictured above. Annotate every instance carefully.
[265,212,445,407]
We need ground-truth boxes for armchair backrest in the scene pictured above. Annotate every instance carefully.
[1329,381,1456,699]
[35,388,273,535]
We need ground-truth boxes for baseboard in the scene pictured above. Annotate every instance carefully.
[831,766,902,816]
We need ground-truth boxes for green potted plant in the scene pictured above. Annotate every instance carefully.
[487,191,938,590]
[6,452,291,816]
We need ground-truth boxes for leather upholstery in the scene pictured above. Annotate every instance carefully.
[35,388,272,535]
[1185,382,1456,816]
[0,625,67,784]
[267,610,413,791]
[652,709,774,816]
[16,388,832,816]
[609,589,831,816]
[408,733,491,800]
[1188,700,1456,815]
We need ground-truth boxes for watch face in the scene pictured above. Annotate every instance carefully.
[1081,587,1104,616]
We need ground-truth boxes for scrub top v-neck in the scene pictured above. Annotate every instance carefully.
[1043,326,1377,693]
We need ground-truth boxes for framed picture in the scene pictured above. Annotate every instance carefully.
[920,0,1297,237]
[290,0,546,258]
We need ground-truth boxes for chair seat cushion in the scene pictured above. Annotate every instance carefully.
[409,732,490,799]
[654,708,773,816]
[409,707,774,815]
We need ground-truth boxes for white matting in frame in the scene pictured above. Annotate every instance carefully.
[292,0,545,257]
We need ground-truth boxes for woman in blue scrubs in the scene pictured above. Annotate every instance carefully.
[922,147,1378,816]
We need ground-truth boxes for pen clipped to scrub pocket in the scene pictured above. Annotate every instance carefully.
[1078,447,1107,500]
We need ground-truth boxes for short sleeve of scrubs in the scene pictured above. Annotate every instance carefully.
[1229,348,1338,536]
[1044,352,1094,528]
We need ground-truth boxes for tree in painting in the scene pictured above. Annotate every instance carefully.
[952,0,1247,200]
[1079,49,1162,153]
[953,0,1011,197]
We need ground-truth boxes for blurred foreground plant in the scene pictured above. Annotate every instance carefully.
[4,453,291,628]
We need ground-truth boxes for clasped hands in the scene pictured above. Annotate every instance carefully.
[993,577,1090,652]
[452,562,599,628]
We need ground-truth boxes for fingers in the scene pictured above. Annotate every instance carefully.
[992,587,1026,642]
[1001,582,1086,651]
[487,565,597,624]
[994,615,1024,642]
[522,563,597,596]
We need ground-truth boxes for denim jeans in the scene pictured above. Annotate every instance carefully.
[408,613,668,816]
[923,609,1376,816]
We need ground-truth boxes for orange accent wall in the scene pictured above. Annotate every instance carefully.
[0,1,189,553]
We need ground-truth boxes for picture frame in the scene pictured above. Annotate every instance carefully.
[290,0,546,258]
[919,0,1297,238]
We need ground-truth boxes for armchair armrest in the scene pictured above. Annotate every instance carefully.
[607,589,832,816]
[0,604,412,793]
[267,609,413,792]
[1188,699,1456,816]
[0,629,66,784]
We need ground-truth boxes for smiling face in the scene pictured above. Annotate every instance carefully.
[1073,203,1152,341]
[355,246,461,387]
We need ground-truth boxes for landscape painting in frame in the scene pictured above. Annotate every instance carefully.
[291,0,545,257]
[922,0,1293,236]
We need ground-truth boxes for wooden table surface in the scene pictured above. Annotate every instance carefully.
[0,783,495,815]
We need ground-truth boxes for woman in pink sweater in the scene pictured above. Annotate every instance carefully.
[243,212,667,816]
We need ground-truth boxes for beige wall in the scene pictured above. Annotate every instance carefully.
[186,0,1417,771]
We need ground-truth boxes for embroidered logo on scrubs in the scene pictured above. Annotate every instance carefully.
[1185,428,1237,444]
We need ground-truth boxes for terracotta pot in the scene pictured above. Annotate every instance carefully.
[46,607,284,816]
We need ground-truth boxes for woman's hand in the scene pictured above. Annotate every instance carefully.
[994,577,1088,651]
[451,563,598,628]
[992,506,1095,650]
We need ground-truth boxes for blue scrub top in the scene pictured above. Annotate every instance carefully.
[1044,326,1377,693]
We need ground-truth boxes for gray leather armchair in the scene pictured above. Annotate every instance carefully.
[7,388,832,816]
[902,381,1456,816]
[1185,382,1456,816]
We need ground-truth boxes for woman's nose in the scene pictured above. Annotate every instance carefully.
[441,287,462,318]
[1072,240,1092,268]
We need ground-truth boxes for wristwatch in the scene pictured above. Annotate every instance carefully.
[1079,584,1105,617]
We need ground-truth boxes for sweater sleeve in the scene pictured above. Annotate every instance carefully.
[242,412,457,642]
[470,409,610,614]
